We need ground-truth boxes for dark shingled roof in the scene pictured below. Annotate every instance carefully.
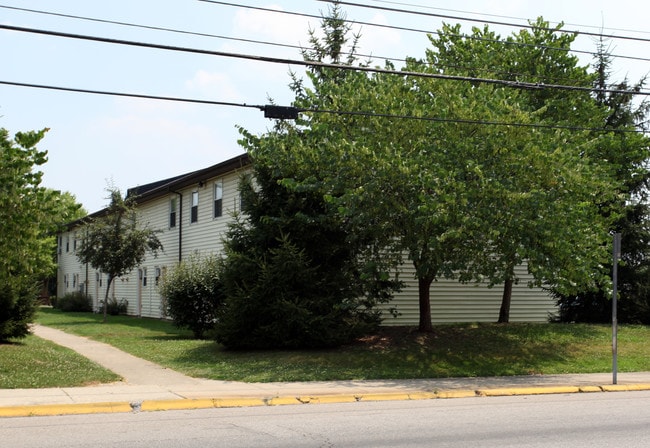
[66,153,250,229]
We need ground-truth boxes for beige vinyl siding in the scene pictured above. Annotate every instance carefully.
[57,154,559,325]
[56,230,85,298]
[382,263,556,325]
[180,170,245,259]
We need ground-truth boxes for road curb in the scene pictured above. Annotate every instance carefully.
[0,401,132,418]
[4,384,650,417]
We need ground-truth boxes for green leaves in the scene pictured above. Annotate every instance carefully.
[0,127,63,340]
[76,188,162,321]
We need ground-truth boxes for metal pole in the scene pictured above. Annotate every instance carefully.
[612,232,621,385]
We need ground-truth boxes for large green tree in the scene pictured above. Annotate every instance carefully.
[0,128,82,340]
[261,13,619,331]
[76,189,162,322]
[424,21,618,322]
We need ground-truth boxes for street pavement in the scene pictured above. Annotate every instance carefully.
[2,325,650,417]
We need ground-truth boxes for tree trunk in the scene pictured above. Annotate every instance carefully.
[418,275,435,332]
[103,275,113,323]
[498,277,514,323]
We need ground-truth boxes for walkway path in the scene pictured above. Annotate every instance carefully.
[32,325,201,386]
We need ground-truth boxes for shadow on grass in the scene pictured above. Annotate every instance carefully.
[400,323,608,377]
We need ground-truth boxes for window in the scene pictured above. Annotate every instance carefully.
[66,236,70,252]
[169,197,177,228]
[73,234,77,251]
[214,180,223,218]
[191,191,199,223]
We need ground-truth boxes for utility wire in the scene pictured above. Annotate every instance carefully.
[4,24,646,98]
[0,4,306,52]
[1,3,626,87]
[0,80,266,110]
[321,0,650,44]
[1,79,643,133]
[5,1,650,88]
[198,0,650,65]
[368,0,650,36]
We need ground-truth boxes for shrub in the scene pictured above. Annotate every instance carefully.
[0,280,38,341]
[158,254,223,339]
[54,291,92,312]
[104,297,128,316]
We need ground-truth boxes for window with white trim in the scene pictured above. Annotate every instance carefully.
[190,191,199,223]
[214,180,223,218]
[169,197,177,228]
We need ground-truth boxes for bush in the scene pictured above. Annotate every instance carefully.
[54,291,92,312]
[103,297,128,316]
[159,254,223,339]
[0,280,38,341]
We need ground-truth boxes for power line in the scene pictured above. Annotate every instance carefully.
[0,3,620,87]
[0,4,306,53]
[0,80,266,110]
[3,23,648,98]
[7,0,649,82]
[198,0,650,65]
[368,0,650,36]
[1,79,643,133]
[321,0,650,44]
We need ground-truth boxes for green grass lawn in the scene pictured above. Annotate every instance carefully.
[31,308,650,386]
[0,334,121,389]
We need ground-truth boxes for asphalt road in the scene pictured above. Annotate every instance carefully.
[3,391,650,447]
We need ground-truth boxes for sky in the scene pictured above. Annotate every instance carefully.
[1,0,650,213]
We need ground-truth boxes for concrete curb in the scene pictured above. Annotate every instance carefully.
[0,402,133,418]
[3,384,650,418]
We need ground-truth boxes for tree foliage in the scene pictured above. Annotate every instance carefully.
[422,20,618,323]
[0,128,81,340]
[217,5,399,349]
[215,160,399,349]
[159,254,223,338]
[243,9,623,332]
[76,189,162,322]
[554,39,650,323]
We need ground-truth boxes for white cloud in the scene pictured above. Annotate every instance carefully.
[232,4,313,45]
[185,70,240,101]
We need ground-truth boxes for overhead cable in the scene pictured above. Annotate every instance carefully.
[5,2,650,79]
[3,24,647,98]
[0,4,306,52]
[367,0,650,36]
[1,80,643,133]
[319,0,650,44]
[198,0,650,64]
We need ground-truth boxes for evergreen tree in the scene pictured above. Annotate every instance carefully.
[216,162,397,349]
[554,40,650,323]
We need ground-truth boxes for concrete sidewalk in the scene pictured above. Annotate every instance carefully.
[2,325,650,417]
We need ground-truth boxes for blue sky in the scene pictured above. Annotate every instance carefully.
[1,0,649,212]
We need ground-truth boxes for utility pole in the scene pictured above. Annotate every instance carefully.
[612,232,621,385]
